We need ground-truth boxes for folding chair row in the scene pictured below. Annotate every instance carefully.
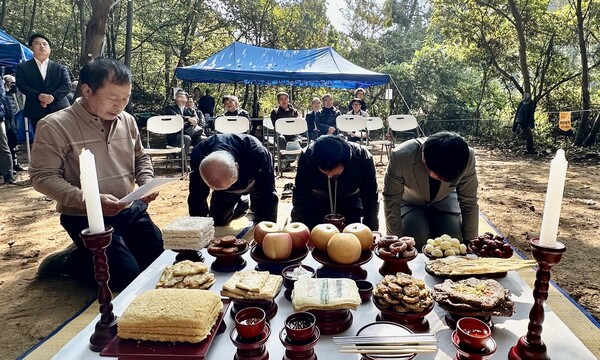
[145,115,186,176]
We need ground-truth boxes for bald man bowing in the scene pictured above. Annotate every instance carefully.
[188,133,278,225]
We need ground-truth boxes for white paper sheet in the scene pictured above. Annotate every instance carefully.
[118,178,179,204]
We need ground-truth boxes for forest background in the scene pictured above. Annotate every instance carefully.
[3,0,600,149]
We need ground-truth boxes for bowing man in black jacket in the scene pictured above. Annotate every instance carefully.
[16,33,71,132]
[291,135,379,230]
[188,133,278,225]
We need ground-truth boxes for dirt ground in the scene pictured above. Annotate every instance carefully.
[1,145,599,359]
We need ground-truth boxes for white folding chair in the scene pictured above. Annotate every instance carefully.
[336,114,367,144]
[145,115,186,176]
[274,117,308,177]
[262,117,276,154]
[364,116,392,165]
[387,114,425,145]
[214,116,250,134]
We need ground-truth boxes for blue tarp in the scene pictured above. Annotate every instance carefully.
[175,42,389,89]
[0,30,33,67]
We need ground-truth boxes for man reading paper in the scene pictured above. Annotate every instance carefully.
[29,58,164,290]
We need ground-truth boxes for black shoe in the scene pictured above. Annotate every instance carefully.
[231,198,250,220]
[13,164,26,172]
[3,175,15,184]
[37,244,77,279]
[281,182,295,199]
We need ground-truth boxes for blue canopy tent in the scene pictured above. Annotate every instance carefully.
[0,30,33,67]
[175,42,389,89]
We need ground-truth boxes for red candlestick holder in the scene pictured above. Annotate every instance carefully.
[509,238,566,360]
[80,226,118,352]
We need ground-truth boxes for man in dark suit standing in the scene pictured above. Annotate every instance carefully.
[16,33,71,132]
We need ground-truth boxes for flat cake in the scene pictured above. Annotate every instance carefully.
[118,289,223,343]
[162,216,215,250]
[432,278,515,317]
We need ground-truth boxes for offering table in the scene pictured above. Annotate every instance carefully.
[52,250,597,360]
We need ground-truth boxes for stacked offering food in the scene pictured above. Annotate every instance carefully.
[162,216,215,250]
[291,277,361,311]
[221,270,283,300]
[155,260,215,289]
[117,289,223,343]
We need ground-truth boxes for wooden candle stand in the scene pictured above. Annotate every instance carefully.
[509,238,566,360]
[80,226,118,352]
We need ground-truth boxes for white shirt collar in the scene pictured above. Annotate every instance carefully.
[34,58,49,80]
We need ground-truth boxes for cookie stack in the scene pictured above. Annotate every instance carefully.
[156,260,216,289]
[162,216,215,250]
[221,270,282,300]
[118,289,223,343]
[373,273,433,313]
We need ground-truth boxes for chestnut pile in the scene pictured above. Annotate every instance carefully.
[376,236,418,259]
[468,232,513,258]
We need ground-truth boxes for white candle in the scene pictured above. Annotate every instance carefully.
[79,149,105,234]
[539,149,568,248]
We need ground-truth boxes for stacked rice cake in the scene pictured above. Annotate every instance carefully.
[156,260,216,289]
[292,277,361,311]
[221,270,282,300]
[163,216,214,250]
[118,289,223,343]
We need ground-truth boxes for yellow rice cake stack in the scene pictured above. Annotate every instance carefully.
[118,289,223,343]
[162,216,215,250]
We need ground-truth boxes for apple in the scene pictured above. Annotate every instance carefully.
[253,221,281,246]
[283,222,311,250]
[343,223,373,251]
[262,232,293,260]
[310,223,340,252]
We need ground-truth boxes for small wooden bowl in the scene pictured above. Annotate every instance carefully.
[355,280,373,303]
[285,312,317,343]
[456,317,492,350]
[234,307,266,339]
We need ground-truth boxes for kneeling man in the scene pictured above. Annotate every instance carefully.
[188,133,278,225]
[383,131,479,248]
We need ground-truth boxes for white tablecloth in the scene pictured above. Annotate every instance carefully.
[53,251,595,359]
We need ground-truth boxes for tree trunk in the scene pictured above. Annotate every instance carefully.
[81,0,113,67]
[28,0,38,37]
[78,0,86,68]
[165,51,171,102]
[583,114,600,146]
[574,0,591,146]
[124,0,133,68]
[1,0,7,29]
[507,0,531,95]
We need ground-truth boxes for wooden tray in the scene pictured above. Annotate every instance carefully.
[100,299,231,359]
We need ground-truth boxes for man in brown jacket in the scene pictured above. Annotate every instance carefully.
[29,58,163,290]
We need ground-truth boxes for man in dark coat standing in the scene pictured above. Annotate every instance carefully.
[16,33,71,132]
[513,92,536,153]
